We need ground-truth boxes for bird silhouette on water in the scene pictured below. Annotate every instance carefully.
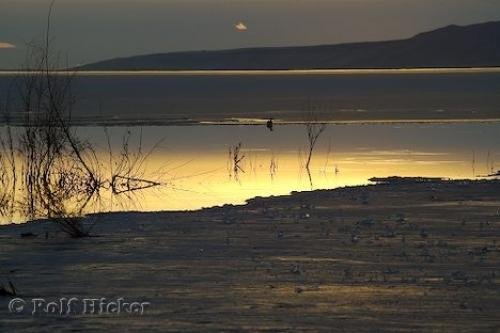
[266,118,274,132]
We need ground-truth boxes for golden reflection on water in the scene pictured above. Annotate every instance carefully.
[1,123,498,224]
[0,148,485,224]
[103,148,474,214]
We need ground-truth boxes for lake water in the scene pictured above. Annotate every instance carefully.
[1,123,499,224]
[1,70,499,223]
[1,69,500,124]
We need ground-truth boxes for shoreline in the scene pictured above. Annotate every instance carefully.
[1,177,498,227]
[1,67,500,76]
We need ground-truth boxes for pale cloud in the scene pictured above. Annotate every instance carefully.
[0,42,15,49]
[235,22,248,32]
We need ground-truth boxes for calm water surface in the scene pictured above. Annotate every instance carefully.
[2,123,497,224]
[1,70,499,223]
[1,70,500,123]
[77,123,500,211]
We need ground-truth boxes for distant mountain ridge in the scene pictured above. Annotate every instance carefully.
[82,21,500,70]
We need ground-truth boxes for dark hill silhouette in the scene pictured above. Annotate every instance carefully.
[81,21,500,70]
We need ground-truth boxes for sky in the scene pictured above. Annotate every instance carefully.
[1,0,499,69]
